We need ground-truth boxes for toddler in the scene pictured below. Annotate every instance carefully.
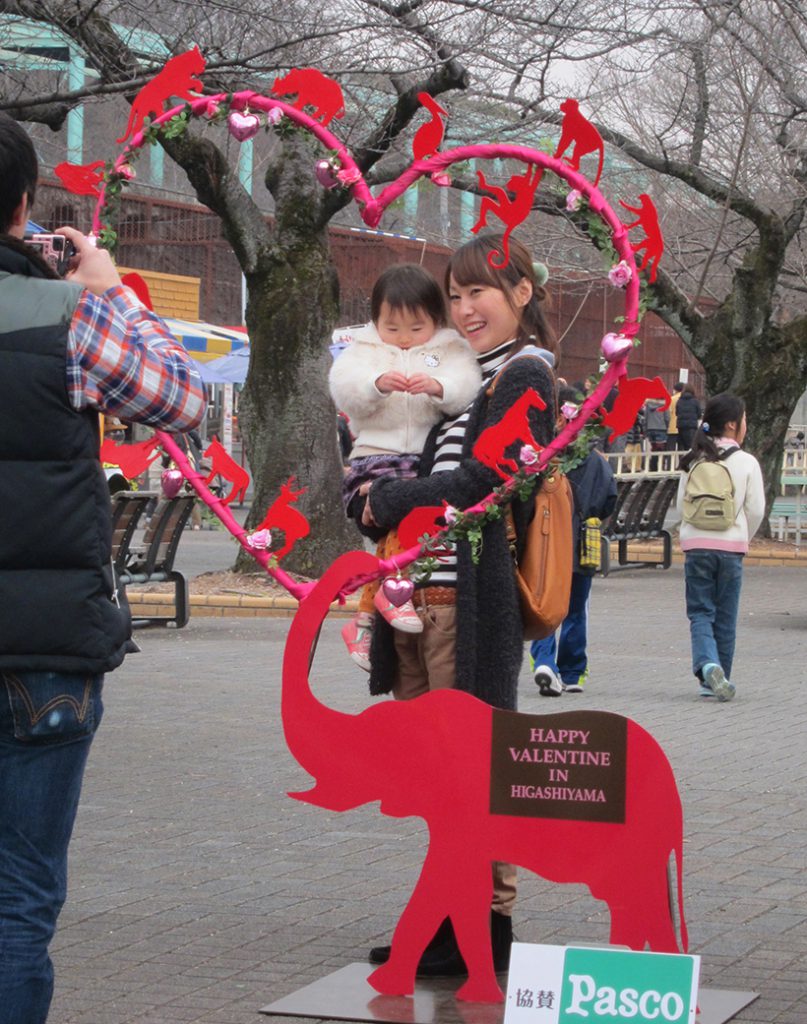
[329,263,482,669]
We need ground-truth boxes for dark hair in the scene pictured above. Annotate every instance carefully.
[557,385,580,406]
[682,383,695,396]
[371,264,446,327]
[0,113,38,233]
[680,392,745,470]
[673,382,684,393]
[445,233,557,359]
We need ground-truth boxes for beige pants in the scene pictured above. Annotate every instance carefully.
[392,601,517,915]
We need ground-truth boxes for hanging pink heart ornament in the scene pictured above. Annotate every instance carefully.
[228,110,261,142]
[382,576,415,607]
[161,469,184,498]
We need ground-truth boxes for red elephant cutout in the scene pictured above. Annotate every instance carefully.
[282,550,688,1003]
[601,376,671,443]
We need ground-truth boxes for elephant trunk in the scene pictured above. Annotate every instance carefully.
[282,551,380,809]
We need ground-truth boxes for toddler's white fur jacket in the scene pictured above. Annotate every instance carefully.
[329,323,482,457]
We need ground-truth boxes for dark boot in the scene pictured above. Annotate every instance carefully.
[415,910,513,978]
[369,917,455,966]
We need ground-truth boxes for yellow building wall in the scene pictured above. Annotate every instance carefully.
[118,267,200,320]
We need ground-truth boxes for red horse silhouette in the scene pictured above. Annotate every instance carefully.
[282,550,688,1003]
[255,477,310,561]
[270,68,345,125]
[472,389,547,478]
[203,438,250,505]
[99,436,160,478]
[54,160,106,196]
[412,93,447,161]
[601,375,671,442]
[620,194,664,283]
[471,164,543,269]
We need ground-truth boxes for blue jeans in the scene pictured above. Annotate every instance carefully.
[684,550,744,681]
[0,671,103,1024]
[530,573,593,684]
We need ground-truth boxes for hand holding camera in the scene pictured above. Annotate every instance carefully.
[57,227,122,296]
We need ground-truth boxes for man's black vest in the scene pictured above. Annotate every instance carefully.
[0,248,132,673]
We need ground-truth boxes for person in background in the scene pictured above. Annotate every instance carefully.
[666,382,684,450]
[624,407,645,472]
[677,393,764,702]
[676,384,701,451]
[644,397,670,470]
[532,387,617,696]
[0,112,206,1024]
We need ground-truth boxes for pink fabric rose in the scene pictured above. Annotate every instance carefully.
[519,445,540,465]
[431,172,452,188]
[443,505,459,525]
[566,189,582,212]
[560,402,579,421]
[246,528,272,550]
[266,107,283,126]
[608,260,633,288]
[336,166,362,186]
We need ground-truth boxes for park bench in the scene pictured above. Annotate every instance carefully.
[601,474,679,575]
[112,490,196,627]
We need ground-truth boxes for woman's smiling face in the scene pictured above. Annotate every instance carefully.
[447,275,532,354]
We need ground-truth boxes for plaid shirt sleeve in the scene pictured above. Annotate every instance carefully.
[66,285,207,430]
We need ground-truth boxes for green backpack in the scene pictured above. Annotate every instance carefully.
[682,452,736,530]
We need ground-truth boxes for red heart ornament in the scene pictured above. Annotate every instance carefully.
[161,468,184,498]
[382,576,414,607]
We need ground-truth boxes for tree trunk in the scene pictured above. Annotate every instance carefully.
[235,133,355,576]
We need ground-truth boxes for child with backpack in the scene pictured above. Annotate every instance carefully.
[677,393,764,701]
[531,387,617,696]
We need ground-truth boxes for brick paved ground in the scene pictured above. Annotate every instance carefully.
[49,560,807,1023]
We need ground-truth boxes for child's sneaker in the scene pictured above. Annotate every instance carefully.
[373,588,423,633]
[342,615,373,671]
[701,663,735,702]
[534,665,562,697]
[563,669,588,694]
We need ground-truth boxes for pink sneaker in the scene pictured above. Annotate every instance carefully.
[373,588,424,633]
[342,616,372,671]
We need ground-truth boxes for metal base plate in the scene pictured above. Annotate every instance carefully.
[260,963,758,1024]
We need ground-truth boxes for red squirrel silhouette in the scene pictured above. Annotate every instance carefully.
[601,375,671,442]
[117,46,205,143]
[54,160,106,196]
[620,194,665,283]
[412,93,448,161]
[254,477,310,562]
[554,98,605,186]
[472,389,547,479]
[203,438,250,506]
[270,68,345,125]
[282,550,688,1003]
[471,164,543,268]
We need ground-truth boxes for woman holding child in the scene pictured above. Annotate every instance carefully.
[357,232,558,974]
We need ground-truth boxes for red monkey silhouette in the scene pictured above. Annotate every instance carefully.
[620,194,665,283]
[282,550,688,1003]
[54,160,106,196]
[117,46,205,143]
[472,389,547,478]
[412,93,448,161]
[254,477,310,561]
[554,98,605,187]
[471,164,543,268]
[99,436,160,478]
[203,438,250,505]
[270,68,345,125]
[601,375,671,442]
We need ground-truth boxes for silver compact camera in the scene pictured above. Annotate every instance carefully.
[25,233,76,276]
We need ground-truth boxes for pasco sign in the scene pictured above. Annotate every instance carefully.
[505,944,700,1024]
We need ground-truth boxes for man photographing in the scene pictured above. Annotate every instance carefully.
[0,112,207,1022]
